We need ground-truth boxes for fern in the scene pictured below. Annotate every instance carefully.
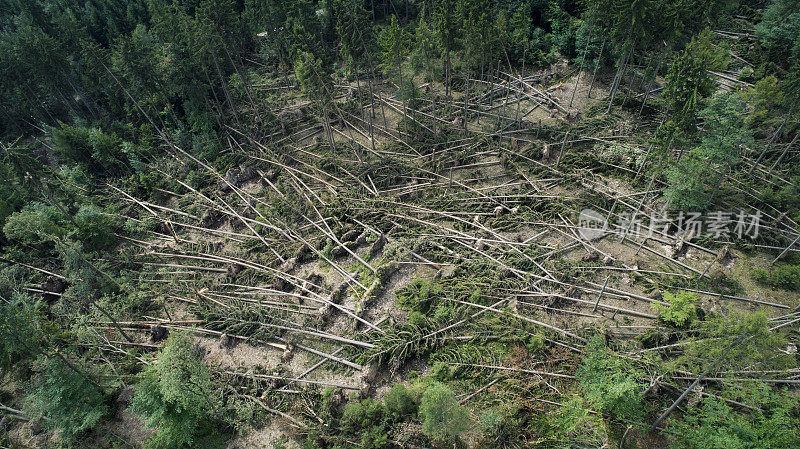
[654,290,699,327]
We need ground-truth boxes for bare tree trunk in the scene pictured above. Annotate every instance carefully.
[222,41,262,121]
[202,65,227,121]
[587,37,606,99]
[639,48,665,116]
[211,52,242,126]
[516,50,526,125]
[623,52,647,104]
[770,132,799,171]
[366,77,377,154]
[570,31,592,108]
[323,112,336,151]
[748,121,784,175]
[445,49,451,99]
[494,61,503,130]
[707,162,730,205]
[606,47,630,114]
[463,75,470,128]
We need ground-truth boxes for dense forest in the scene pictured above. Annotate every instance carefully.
[1,0,800,447]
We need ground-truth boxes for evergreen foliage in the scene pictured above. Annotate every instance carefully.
[0,294,43,371]
[662,30,726,134]
[384,383,416,420]
[131,333,225,449]
[24,355,110,441]
[576,337,646,421]
[655,290,700,327]
[679,310,796,374]
[670,397,800,449]
[1,1,800,448]
[419,382,469,443]
[755,0,800,70]
[665,92,751,209]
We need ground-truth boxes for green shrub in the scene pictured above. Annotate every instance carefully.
[0,294,43,371]
[131,333,225,449]
[654,290,700,327]
[341,398,389,448]
[358,425,390,449]
[0,163,22,234]
[679,311,795,374]
[396,278,442,313]
[526,334,545,353]
[408,376,431,404]
[74,204,117,250]
[52,124,129,176]
[419,382,469,443]
[576,337,645,421]
[24,355,110,441]
[408,311,428,327]
[432,304,455,323]
[750,268,769,284]
[769,265,800,290]
[478,408,503,434]
[546,396,607,447]
[3,202,69,245]
[750,265,800,290]
[431,362,451,381]
[341,398,385,432]
[384,384,415,420]
[669,397,800,449]
[477,404,525,449]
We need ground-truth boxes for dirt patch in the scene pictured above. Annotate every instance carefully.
[231,420,298,449]
[195,336,285,372]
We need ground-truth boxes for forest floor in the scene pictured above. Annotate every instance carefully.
[8,58,799,449]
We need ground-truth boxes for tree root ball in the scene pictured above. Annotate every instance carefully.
[294,245,310,262]
[40,276,66,303]
[330,280,349,304]
[359,382,372,399]
[219,333,238,350]
[341,229,360,243]
[227,263,244,279]
[281,345,295,362]
[360,364,379,384]
[369,233,387,257]
[222,166,257,190]
[149,324,168,343]
[647,289,663,300]
[542,144,551,160]
[317,304,333,322]
[200,209,224,229]
[582,251,600,262]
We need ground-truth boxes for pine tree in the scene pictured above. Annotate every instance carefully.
[419,382,469,443]
[378,16,409,84]
[663,29,726,134]
[24,355,110,441]
[665,92,751,210]
[131,333,225,449]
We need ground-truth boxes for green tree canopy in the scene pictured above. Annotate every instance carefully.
[131,333,225,449]
[419,382,469,443]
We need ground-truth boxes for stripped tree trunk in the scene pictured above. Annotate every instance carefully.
[606,47,630,114]
[770,132,799,171]
[587,37,606,99]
